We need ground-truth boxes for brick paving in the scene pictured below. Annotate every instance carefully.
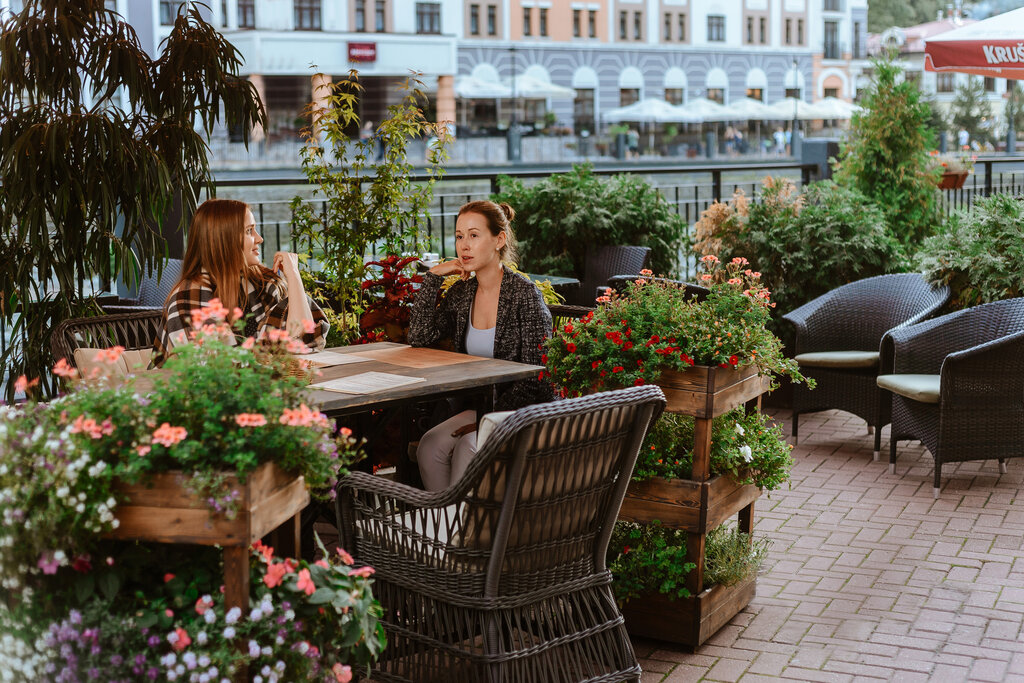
[633,409,1024,682]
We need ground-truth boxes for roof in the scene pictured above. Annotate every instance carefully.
[868,17,977,55]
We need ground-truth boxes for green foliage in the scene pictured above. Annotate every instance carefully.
[1002,82,1024,136]
[698,179,906,344]
[492,164,688,279]
[833,51,940,246]
[868,0,943,32]
[950,77,994,146]
[290,71,448,344]
[608,522,694,605]
[636,409,794,491]
[703,525,771,589]
[358,254,423,343]
[0,0,265,399]
[917,193,1024,308]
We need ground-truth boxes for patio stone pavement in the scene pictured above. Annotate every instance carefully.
[633,408,1024,682]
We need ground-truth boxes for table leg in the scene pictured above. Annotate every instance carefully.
[223,545,249,613]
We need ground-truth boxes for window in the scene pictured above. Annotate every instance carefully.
[540,8,548,36]
[797,19,803,45]
[707,88,724,104]
[634,11,642,40]
[523,7,531,36]
[678,14,686,41]
[238,0,255,28]
[665,88,683,105]
[487,5,496,35]
[746,16,753,44]
[824,87,838,98]
[905,72,921,87]
[746,87,763,101]
[664,13,671,41]
[470,4,479,34]
[375,0,385,31]
[824,20,839,58]
[937,73,955,92]
[620,88,639,106]
[221,0,228,27]
[354,0,365,31]
[759,17,766,44]
[574,88,595,134]
[416,2,440,33]
[984,76,996,92]
[707,15,724,42]
[824,0,840,10]
[619,11,627,40]
[588,10,597,38]
[294,0,321,30]
[159,0,183,25]
[574,9,581,37]
[853,21,861,58]
[785,18,792,44]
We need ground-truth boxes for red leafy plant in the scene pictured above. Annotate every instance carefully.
[357,254,423,343]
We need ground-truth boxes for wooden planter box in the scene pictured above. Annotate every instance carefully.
[108,461,309,612]
[657,365,771,418]
[620,575,756,649]
[937,171,968,190]
[619,474,760,534]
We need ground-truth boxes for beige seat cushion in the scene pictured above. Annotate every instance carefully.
[795,350,880,369]
[476,411,515,449]
[73,348,155,384]
[876,374,941,404]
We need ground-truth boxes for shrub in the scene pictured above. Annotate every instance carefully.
[607,522,694,605]
[703,525,771,589]
[694,178,905,341]
[832,51,940,246]
[493,163,688,279]
[917,193,1024,309]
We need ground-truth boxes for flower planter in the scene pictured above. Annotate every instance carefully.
[655,364,771,418]
[108,461,309,613]
[937,171,968,190]
[619,474,760,535]
[619,575,756,649]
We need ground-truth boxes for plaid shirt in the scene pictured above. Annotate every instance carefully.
[151,273,330,367]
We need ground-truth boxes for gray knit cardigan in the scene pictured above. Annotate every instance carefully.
[408,268,554,411]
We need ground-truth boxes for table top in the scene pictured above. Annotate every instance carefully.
[307,342,544,417]
[525,273,580,289]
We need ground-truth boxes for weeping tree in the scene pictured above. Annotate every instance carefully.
[0,0,265,398]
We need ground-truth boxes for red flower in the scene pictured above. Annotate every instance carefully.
[564,323,574,334]
[600,370,607,377]
[623,341,633,350]
[612,366,624,373]
[541,354,548,363]
[71,554,92,573]
[634,378,645,386]
[566,342,577,353]
[729,355,739,366]
[592,360,602,369]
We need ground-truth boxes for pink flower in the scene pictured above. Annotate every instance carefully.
[252,540,275,564]
[70,415,105,440]
[241,337,256,350]
[332,663,353,682]
[349,566,375,578]
[730,257,749,266]
[235,413,267,428]
[700,274,713,282]
[263,561,289,588]
[296,568,316,596]
[279,404,329,428]
[52,358,78,379]
[97,345,126,364]
[699,254,720,264]
[335,548,355,565]
[264,328,291,344]
[136,445,151,457]
[13,375,38,394]
[194,595,213,615]
[302,319,317,334]
[728,278,742,285]
[339,427,353,438]
[315,559,329,568]
[640,269,653,276]
[152,423,187,447]
[170,627,191,652]
[37,553,60,575]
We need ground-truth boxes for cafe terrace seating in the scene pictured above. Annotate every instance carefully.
[337,385,666,683]
[782,273,950,454]
[878,297,1024,498]
[51,309,161,376]
[102,257,183,314]
[571,245,651,306]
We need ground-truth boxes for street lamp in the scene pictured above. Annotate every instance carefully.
[506,45,521,162]
[791,58,801,158]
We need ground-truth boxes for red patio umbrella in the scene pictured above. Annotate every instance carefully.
[924,7,1024,78]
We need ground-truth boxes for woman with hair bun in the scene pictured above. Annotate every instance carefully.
[151,198,329,366]
[409,199,553,491]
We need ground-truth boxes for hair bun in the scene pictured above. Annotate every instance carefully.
[498,202,516,223]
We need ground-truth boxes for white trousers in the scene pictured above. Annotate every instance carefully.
[417,409,477,491]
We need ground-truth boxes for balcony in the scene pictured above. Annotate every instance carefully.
[823,40,844,60]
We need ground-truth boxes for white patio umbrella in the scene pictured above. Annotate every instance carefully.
[765,97,821,120]
[454,74,512,99]
[676,97,738,122]
[504,74,576,98]
[726,97,777,120]
[808,96,862,119]
[604,97,703,123]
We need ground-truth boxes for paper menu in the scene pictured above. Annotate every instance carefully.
[311,371,427,394]
[303,351,371,367]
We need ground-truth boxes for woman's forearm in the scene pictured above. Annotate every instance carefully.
[284,271,314,337]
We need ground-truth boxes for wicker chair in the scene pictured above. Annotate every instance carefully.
[51,310,162,367]
[102,258,182,314]
[337,385,666,683]
[570,246,651,306]
[547,303,595,334]
[606,275,709,302]
[782,273,950,453]
[878,298,1024,498]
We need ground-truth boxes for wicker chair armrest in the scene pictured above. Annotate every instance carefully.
[940,330,1024,397]
[339,470,460,508]
[781,295,833,354]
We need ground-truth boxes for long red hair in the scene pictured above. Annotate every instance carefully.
[171,199,277,316]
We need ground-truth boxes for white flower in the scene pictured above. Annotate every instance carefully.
[203,610,216,625]
[196,631,208,646]
[222,626,236,639]
[167,631,180,645]
[739,445,753,462]
[296,641,309,654]
[52,550,66,563]
[249,607,263,622]
[225,606,241,624]
[55,487,69,499]
[74,503,85,513]
[183,652,197,669]
[248,640,261,658]
[735,423,745,436]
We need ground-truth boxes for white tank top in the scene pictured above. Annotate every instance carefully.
[465,300,496,358]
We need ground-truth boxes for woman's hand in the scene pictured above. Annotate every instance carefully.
[272,251,301,280]
[429,258,470,281]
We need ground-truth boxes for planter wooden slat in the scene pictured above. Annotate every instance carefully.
[619,475,759,535]
[658,365,771,418]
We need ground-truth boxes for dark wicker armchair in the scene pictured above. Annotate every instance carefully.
[51,310,162,367]
[782,273,950,453]
[607,275,709,302]
[102,258,182,314]
[547,303,595,334]
[569,245,651,306]
[338,385,666,683]
[878,298,1024,498]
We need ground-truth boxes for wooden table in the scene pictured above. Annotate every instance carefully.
[308,342,545,418]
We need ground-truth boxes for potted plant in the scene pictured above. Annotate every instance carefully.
[928,148,976,189]
[0,301,385,680]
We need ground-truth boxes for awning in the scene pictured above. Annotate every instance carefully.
[454,75,512,99]
[505,74,575,98]
[603,98,702,124]
[925,7,1024,79]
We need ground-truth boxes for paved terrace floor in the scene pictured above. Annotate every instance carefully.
[635,408,1024,683]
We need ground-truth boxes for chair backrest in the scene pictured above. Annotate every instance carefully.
[939,298,1024,353]
[576,245,651,306]
[51,311,163,367]
[135,258,184,307]
[606,275,709,303]
[546,303,595,334]
[793,273,949,352]
[449,385,666,599]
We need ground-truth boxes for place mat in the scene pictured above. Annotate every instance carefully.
[347,346,477,368]
[312,371,427,395]
[303,351,371,368]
